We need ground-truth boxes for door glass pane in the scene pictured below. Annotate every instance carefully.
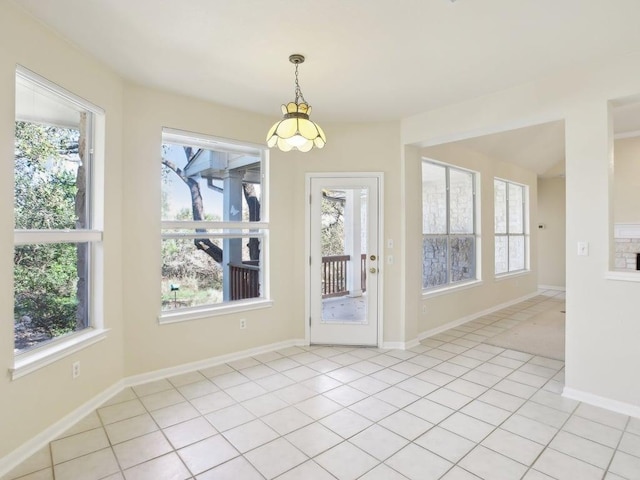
[494,179,507,234]
[422,162,447,234]
[422,236,448,288]
[495,236,508,274]
[449,169,474,234]
[451,236,475,283]
[321,188,368,323]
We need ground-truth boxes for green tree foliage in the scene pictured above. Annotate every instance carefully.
[161,208,223,307]
[321,192,345,256]
[14,121,81,342]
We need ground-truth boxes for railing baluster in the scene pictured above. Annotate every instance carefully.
[229,262,260,301]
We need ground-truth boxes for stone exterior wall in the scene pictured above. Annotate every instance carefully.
[614,237,640,270]
[422,169,475,288]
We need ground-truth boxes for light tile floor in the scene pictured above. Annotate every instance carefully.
[5,290,640,480]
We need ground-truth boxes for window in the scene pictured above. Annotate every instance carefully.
[14,67,104,355]
[494,178,528,274]
[422,160,478,290]
[160,129,268,318]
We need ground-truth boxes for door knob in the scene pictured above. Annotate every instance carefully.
[369,267,377,274]
[370,255,377,261]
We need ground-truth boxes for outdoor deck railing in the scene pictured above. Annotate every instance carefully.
[229,262,260,300]
[322,254,367,299]
[322,255,349,298]
[230,255,367,301]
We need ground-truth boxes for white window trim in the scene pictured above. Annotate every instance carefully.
[159,299,274,325]
[12,66,105,377]
[494,178,530,275]
[11,329,109,380]
[495,270,532,281]
[159,130,270,320]
[14,230,103,245]
[605,271,640,282]
[422,279,484,299]
[421,158,480,292]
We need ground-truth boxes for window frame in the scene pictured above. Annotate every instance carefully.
[421,159,480,293]
[159,129,271,324]
[11,66,106,379]
[494,177,529,276]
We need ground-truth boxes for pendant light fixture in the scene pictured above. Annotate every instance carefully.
[266,54,326,152]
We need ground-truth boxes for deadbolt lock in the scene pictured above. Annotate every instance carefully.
[370,255,377,261]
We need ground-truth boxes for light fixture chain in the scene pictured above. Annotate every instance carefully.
[294,63,307,105]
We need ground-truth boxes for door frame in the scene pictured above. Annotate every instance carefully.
[304,172,384,347]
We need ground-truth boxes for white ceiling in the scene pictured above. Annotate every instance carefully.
[12,0,640,177]
[13,0,640,124]
[452,121,566,177]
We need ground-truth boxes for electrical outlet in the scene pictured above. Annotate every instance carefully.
[240,319,247,329]
[72,361,80,379]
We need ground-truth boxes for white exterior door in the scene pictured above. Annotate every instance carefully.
[309,175,380,346]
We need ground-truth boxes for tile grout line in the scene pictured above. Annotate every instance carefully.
[21,292,638,480]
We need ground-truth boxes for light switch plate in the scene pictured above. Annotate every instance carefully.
[577,241,589,256]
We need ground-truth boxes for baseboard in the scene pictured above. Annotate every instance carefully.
[538,285,566,291]
[381,338,420,350]
[417,291,540,341]
[563,386,640,419]
[0,380,124,478]
[0,337,307,478]
[123,338,307,387]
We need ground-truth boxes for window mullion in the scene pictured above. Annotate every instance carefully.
[505,182,510,272]
[446,167,451,285]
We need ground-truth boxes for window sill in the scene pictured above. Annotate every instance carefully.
[422,280,483,299]
[495,270,531,282]
[606,270,640,283]
[158,299,274,325]
[10,328,109,380]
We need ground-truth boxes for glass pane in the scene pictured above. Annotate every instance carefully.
[509,235,526,271]
[494,179,507,234]
[14,242,89,353]
[161,142,261,223]
[495,236,508,274]
[423,236,448,288]
[321,188,368,323]
[321,190,345,256]
[508,183,525,234]
[15,74,91,230]
[451,236,475,283]
[449,169,474,234]
[161,236,261,310]
[422,162,447,234]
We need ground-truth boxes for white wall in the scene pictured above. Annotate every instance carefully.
[0,3,124,459]
[537,177,566,288]
[120,86,407,375]
[614,136,640,224]
[121,84,305,376]
[403,50,640,412]
[288,122,405,346]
